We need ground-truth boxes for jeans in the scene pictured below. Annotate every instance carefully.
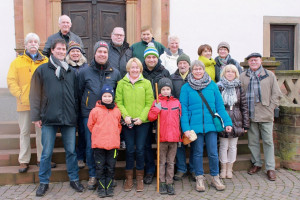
[123,123,150,170]
[191,131,219,176]
[83,118,96,177]
[76,116,86,161]
[144,123,155,174]
[39,125,78,184]
[175,143,194,173]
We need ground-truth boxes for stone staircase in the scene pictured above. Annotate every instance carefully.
[0,121,281,186]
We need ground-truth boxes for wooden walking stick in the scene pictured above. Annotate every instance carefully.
[155,83,160,193]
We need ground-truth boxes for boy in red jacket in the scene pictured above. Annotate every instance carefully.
[88,85,122,198]
[148,78,181,195]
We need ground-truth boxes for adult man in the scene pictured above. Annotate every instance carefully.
[240,53,281,181]
[43,15,85,57]
[108,27,132,77]
[170,53,195,181]
[142,44,170,184]
[7,33,49,173]
[131,26,165,63]
[79,40,121,190]
[30,39,84,196]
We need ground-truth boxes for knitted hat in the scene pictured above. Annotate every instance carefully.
[158,77,173,94]
[144,42,159,58]
[246,52,262,60]
[94,40,109,55]
[217,42,230,52]
[177,53,191,66]
[67,41,82,54]
[100,84,114,99]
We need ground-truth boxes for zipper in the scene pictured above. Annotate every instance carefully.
[86,91,90,106]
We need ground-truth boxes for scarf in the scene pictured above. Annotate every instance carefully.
[219,77,240,106]
[246,66,263,119]
[127,73,141,84]
[101,101,115,109]
[187,72,211,90]
[50,55,69,79]
[180,70,189,80]
[217,55,229,73]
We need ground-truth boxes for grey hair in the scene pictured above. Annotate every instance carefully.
[168,35,180,44]
[24,33,40,45]
[111,27,125,35]
[191,60,205,70]
[58,15,71,24]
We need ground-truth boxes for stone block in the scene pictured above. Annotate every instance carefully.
[15,172,35,185]
[282,161,300,171]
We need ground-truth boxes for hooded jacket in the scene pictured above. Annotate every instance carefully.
[160,48,184,75]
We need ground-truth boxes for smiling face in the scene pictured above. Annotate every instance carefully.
[141,30,153,43]
[94,47,108,64]
[128,61,141,79]
[25,38,39,54]
[51,43,67,61]
[192,65,205,80]
[145,55,158,70]
[218,47,229,59]
[111,27,125,46]
[168,39,179,54]
[102,93,113,104]
[201,48,212,59]
[248,57,262,72]
[161,86,171,97]
[59,15,72,35]
[224,68,237,81]
[178,60,190,74]
[69,48,81,62]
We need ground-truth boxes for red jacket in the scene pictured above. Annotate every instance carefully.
[88,101,122,150]
[148,94,182,142]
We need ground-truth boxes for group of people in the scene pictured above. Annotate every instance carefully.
[7,14,282,198]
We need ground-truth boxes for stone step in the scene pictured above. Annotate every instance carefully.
[0,154,281,186]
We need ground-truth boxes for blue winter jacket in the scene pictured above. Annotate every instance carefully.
[180,81,232,134]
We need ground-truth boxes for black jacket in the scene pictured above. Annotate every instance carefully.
[170,69,190,99]
[214,54,243,81]
[78,60,121,118]
[30,61,78,126]
[108,40,132,78]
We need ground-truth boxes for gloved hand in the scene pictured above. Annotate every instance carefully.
[155,102,161,110]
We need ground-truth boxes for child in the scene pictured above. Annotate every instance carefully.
[197,44,217,82]
[148,78,181,195]
[88,84,122,198]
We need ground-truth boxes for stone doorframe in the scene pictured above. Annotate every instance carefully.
[263,16,300,70]
[14,0,170,52]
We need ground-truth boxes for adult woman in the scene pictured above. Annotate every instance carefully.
[180,60,232,192]
[217,64,249,179]
[160,35,183,74]
[115,57,154,192]
[198,44,217,82]
[214,42,243,75]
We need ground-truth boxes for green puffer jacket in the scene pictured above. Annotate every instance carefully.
[115,74,154,122]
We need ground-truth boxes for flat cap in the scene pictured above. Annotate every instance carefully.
[246,53,262,60]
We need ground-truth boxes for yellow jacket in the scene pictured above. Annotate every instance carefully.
[7,51,48,111]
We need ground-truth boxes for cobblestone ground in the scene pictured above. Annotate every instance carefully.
[0,169,299,200]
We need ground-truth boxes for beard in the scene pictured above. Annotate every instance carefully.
[26,44,39,52]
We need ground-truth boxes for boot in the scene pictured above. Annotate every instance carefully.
[195,175,205,192]
[136,170,144,192]
[211,175,225,191]
[226,163,233,179]
[124,170,133,192]
[220,163,226,179]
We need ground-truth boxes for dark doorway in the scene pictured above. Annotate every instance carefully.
[62,0,126,62]
[270,25,295,70]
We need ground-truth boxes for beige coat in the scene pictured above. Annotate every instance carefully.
[240,67,281,122]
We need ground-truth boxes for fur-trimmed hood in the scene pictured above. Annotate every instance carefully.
[66,54,87,67]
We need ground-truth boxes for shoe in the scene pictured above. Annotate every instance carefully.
[195,175,205,192]
[220,163,226,179]
[97,187,106,198]
[159,182,168,194]
[124,170,133,192]
[87,177,97,190]
[70,180,84,192]
[248,165,261,175]
[143,173,154,184]
[267,170,276,181]
[190,172,196,182]
[136,170,144,192]
[77,160,85,169]
[36,183,49,197]
[173,171,185,181]
[106,186,114,197]
[19,163,29,173]
[166,183,175,195]
[120,140,126,149]
[211,175,225,191]
[36,162,56,168]
[226,163,233,179]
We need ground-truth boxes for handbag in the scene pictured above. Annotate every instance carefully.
[197,91,225,132]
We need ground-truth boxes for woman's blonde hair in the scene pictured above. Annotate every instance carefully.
[126,57,143,73]
[220,64,239,79]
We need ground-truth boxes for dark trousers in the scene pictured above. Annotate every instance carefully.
[76,116,86,161]
[144,122,155,174]
[94,148,117,189]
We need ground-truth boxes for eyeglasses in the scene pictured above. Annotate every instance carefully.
[113,34,125,37]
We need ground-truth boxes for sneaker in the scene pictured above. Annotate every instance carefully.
[166,183,175,195]
[70,180,84,192]
[97,188,106,198]
[173,171,185,181]
[19,163,29,173]
[211,175,225,191]
[36,183,49,197]
[159,182,168,194]
[195,175,205,192]
[143,173,154,184]
[87,177,97,190]
[77,160,85,169]
[120,140,126,149]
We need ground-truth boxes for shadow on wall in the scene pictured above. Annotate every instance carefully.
[0,88,17,121]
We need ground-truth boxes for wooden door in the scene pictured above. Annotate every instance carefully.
[62,0,126,63]
[270,25,295,70]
